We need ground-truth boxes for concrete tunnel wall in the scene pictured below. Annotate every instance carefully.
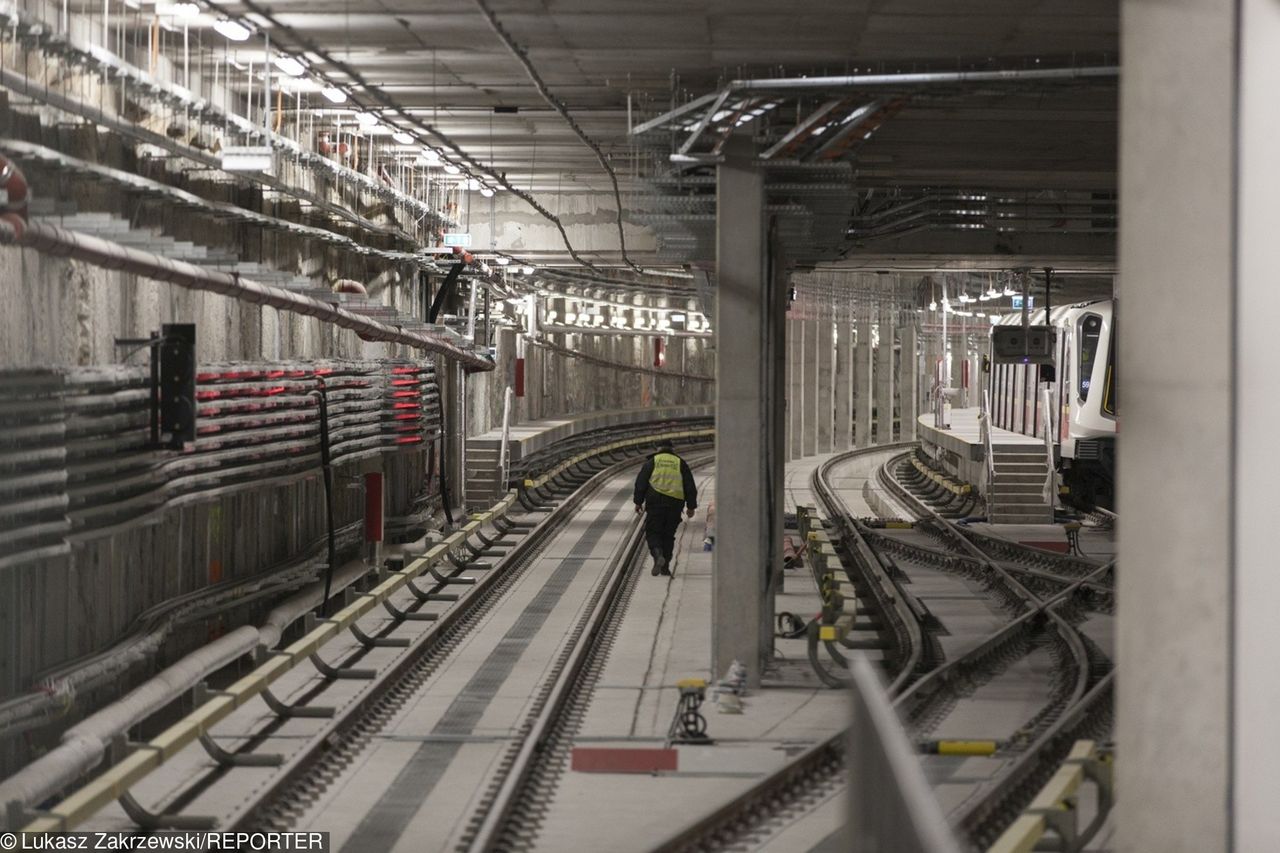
[0,237,714,779]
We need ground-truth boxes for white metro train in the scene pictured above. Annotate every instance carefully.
[989,299,1116,508]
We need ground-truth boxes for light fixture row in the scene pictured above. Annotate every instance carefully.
[194,11,504,195]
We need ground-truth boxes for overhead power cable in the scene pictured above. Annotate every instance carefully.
[468,0,643,273]
[204,0,599,268]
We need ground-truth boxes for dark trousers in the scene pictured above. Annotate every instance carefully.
[644,504,683,561]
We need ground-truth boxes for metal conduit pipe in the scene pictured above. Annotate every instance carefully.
[0,217,493,372]
[0,558,373,813]
[732,65,1119,91]
[0,22,448,236]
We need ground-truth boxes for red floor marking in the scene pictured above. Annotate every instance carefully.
[571,747,678,773]
[1019,541,1070,553]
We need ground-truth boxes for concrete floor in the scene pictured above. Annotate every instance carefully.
[786,447,1116,837]
[538,468,850,851]
[78,448,1114,851]
[288,472,644,852]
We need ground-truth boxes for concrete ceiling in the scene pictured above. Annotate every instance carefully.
[188,0,1120,272]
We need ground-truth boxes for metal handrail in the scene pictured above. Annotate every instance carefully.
[980,389,997,518]
[848,654,963,853]
[1040,387,1056,508]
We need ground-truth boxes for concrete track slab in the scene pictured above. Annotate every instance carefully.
[285,475,641,853]
[966,520,1116,562]
[536,470,850,851]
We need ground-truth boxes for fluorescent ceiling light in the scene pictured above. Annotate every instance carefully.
[479,187,495,198]
[444,164,461,175]
[495,257,511,266]
[322,87,347,104]
[420,148,441,163]
[168,2,200,18]
[521,265,534,275]
[392,131,415,145]
[213,18,251,41]
[466,178,480,191]
[273,55,306,77]
[355,111,378,127]
[221,146,274,172]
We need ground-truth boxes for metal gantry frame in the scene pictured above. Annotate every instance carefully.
[633,65,1119,165]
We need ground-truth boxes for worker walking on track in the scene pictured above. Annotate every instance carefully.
[634,440,698,576]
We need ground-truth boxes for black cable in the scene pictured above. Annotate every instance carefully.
[438,378,455,528]
[311,381,338,617]
[469,0,642,273]
[776,612,807,639]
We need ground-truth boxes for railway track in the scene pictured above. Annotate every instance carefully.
[649,445,1116,853]
[13,436,1112,852]
[10,427,711,841]
[465,453,714,852]
[236,448,713,846]
[878,451,1115,849]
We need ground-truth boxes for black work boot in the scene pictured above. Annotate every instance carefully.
[651,546,666,576]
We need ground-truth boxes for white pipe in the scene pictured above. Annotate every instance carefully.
[0,559,372,815]
[499,385,513,485]
[941,279,950,389]
[466,282,478,343]
[734,65,1119,91]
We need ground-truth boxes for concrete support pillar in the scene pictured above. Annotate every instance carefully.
[714,138,783,688]
[922,326,938,403]
[1118,1,1280,848]
[854,313,874,448]
[442,363,466,510]
[527,342,543,421]
[833,320,853,451]
[874,310,896,444]
[815,318,834,454]
[948,333,965,407]
[788,317,803,460]
[495,327,517,427]
[801,319,818,456]
[551,298,569,415]
[898,320,919,441]
[514,335,531,423]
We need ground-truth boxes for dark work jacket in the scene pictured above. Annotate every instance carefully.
[634,453,698,513]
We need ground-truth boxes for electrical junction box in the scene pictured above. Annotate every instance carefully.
[992,324,1056,365]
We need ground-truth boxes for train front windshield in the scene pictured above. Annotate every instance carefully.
[1078,313,1103,400]
[1103,316,1117,416]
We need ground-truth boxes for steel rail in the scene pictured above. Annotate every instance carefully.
[226,435,712,833]
[14,427,705,833]
[877,451,1114,848]
[878,453,1093,719]
[644,444,921,853]
[470,451,714,851]
[813,443,927,694]
[956,672,1115,850]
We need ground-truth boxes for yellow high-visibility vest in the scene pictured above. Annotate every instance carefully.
[649,453,684,500]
